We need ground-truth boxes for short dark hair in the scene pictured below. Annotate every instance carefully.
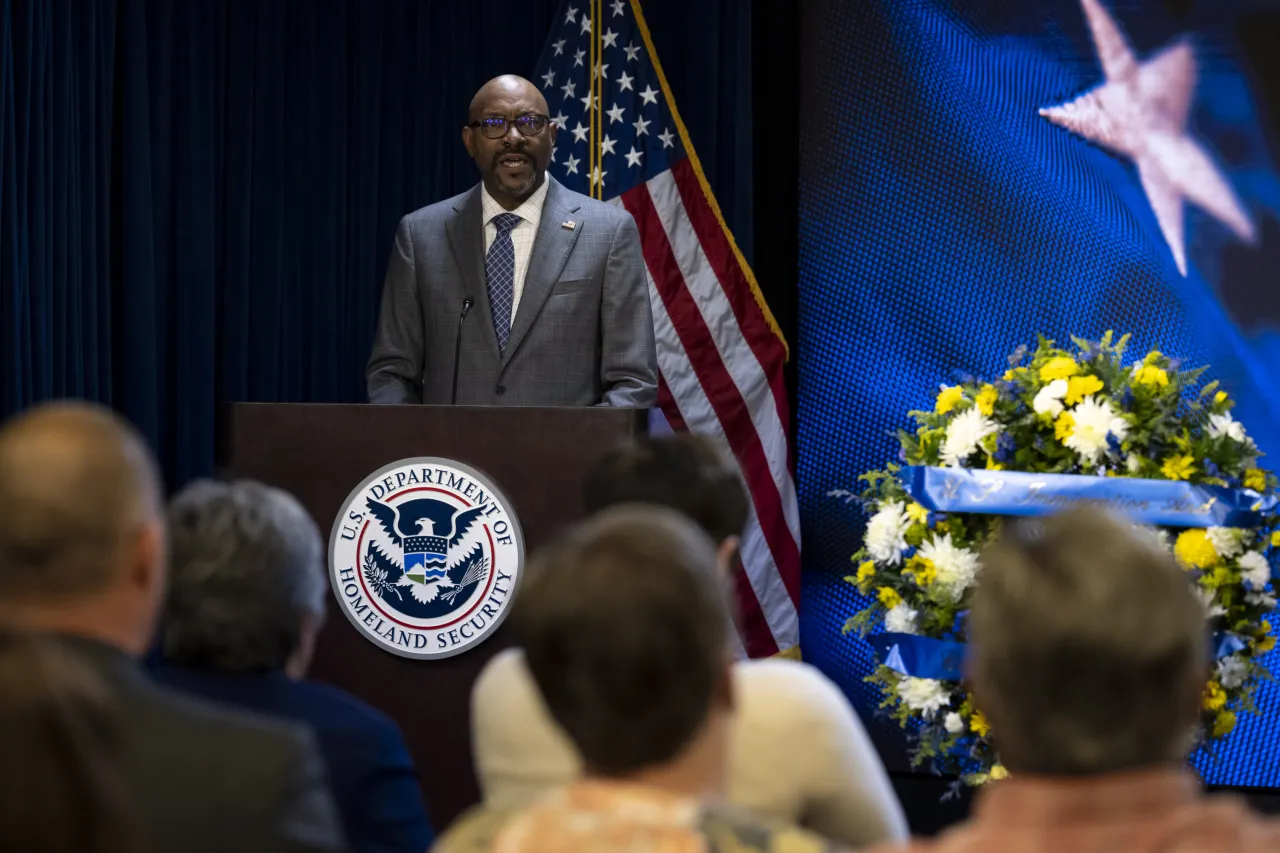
[582,434,749,544]
[163,480,327,672]
[517,505,730,776]
[971,507,1207,775]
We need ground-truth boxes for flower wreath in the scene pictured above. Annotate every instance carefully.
[838,333,1278,784]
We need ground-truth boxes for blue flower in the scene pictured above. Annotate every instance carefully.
[1107,434,1123,456]
[1204,459,1222,480]
[1120,387,1135,410]
[994,433,1017,463]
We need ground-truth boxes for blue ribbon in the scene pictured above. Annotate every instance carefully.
[903,466,1277,529]
[870,631,1248,681]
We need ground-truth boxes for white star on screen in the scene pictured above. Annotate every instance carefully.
[659,128,675,148]
[610,0,626,16]
[639,85,658,105]
[624,42,641,63]
[1039,0,1255,275]
[601,134,617,155]
[580,15,592,35]
[565,6,578,25]
[552,39,566,57]
[603,29,620,49]
[625,146,643,168]
[617,71,634,92]
[565,154,580,175]
[572,121,589,143]
[633,116,650,136]
[541,70,555,88]
[607,104,626,124]
[561,80,577,100]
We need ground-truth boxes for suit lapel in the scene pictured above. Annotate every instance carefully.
[504,176,582,365]
[445,186,501,361]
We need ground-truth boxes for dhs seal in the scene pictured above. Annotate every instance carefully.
[328,457,524,660]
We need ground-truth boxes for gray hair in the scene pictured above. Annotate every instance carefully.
[162,480,327,671]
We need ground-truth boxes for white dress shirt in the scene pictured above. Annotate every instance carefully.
[480,180,550,327]
[470,648,910,849]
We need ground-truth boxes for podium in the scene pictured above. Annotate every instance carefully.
[221,403,647,827]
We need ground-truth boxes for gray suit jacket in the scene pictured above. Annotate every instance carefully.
[366,176,658,407]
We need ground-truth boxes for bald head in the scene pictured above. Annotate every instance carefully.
[0,402,163,600]
[467,75,548,123]
[463,74,557,208]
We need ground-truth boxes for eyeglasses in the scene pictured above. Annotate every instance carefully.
[468,114,551,139]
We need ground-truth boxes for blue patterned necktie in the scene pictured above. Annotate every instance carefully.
[485,213,522,353]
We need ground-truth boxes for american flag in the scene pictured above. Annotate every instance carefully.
[533,0,800,657]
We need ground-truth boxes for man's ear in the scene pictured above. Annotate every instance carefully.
[127,518,165,595]
[462,126,475,157]
[716,535,741,578]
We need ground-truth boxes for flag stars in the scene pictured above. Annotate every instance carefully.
[633,116,651,136]
[603,29,620,49]
[580,91,596,111]
[625,146,643,168]
[561,80,577,100]
[541,69,556,88]
[591,165,608,188]
[639,85,659,105]
[658,128,675,148]
[610,0,626,16]
[616,71,634,92]
[607,104,626,124]
[552,39,566,57]
[624,42,642,62]
[572,121,589,143]
[565,5,579,24]
[552,111,569,130]
[601,134,618,155]
[595,63,609,80]
[573,48,586,67]
[580,14,592,34]
[564,154,581,175]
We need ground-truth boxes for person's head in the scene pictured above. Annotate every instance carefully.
[969,507,1207,777]
[163,480,327,678]
[582,433,749,574]
[0,402,166,656]
[517,505,735,795]
[463,75,557,208]
[0,631,139,853]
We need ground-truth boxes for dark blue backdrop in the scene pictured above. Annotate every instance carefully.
[0,0,757,487]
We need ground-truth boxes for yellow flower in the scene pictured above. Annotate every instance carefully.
[985,455,1004,471]
[1261,621,1272,635]
[970,711,991,737]
[1203,680,1227,712]
[935,386,964,414]
[1174,529,1218,569]
[1143,350,1163,366]
[1064,374,1104,405]
[1134,365,1169,388]
[1213,711,1237,738]
[1271,530,1280,549]
[1257,636,1276,655]
[854,560,875,592]
[903,556,937,589]
[905,502,930,524]
[878,587,902,609]
[1054,411,1075,441]
[1215,390,1229,406]
[989,764,1009,781]
[976,384,999,416]
[1244,469,1267,492]
[1039,356,1079,382]
[1161,455,1196,482]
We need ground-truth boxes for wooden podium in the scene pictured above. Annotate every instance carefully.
[221,403,647,828]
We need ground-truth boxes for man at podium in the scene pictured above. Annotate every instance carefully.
[366,75,658,407]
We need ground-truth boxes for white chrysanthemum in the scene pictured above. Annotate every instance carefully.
[1126,454,1142,474]
[1130,524,1171,552]
[1196,587,1227,618]
[1032,379,1069,418]
[1217,656,1250,690]
[1247,592,1277,610]
[1208,528,1247,560]
[896,677,951,719]
[1209,412,1247,443]
[1064,396,1129,464]
[944,712,965,734]
[917,533,981,603]
[883,603,918,635]
[865,501,911,566]
[1239,551,1272,591]
[940,407,999,468]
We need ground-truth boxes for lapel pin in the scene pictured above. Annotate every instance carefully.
[562,220,576,230]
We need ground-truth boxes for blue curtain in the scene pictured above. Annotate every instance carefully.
[1,0,756,488]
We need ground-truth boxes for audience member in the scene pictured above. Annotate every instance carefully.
[873,508,1280,852]
[470,434,907,847]
[0,401,347,853]
[0,630,139,853]
[437,506,841,852]
[153,479,434,853]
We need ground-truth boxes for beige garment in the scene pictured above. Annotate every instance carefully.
[434,778,838,853]
[470,648,908,848]
[866,768,1280,853]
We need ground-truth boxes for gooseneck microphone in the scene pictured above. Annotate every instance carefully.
[451,297,474,405]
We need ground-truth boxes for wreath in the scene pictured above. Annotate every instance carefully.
[837,333,1278,785]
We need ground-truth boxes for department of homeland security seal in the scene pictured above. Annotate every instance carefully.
[328,457,524,660]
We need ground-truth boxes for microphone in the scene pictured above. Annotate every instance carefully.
[451,297,474,405]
